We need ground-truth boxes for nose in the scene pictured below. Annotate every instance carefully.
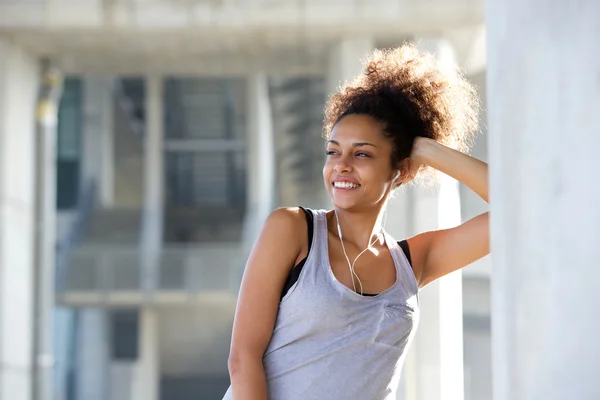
[334,154,352,174]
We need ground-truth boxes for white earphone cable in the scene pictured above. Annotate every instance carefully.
[335,210,381,295]
[333,170,401,295]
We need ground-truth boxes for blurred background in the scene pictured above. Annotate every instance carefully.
[1,1,489,400]
[2,1,596,400]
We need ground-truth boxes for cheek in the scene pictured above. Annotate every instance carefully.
[323,158,335,176]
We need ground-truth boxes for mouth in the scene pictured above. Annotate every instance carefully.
[332,181,361,190]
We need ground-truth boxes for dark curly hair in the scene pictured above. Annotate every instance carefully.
[324,43,480,180]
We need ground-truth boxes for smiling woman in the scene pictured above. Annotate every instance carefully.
[223,43,488,400]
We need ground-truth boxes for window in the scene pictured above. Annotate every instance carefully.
[56,78,82,210]
[111,309,139,360]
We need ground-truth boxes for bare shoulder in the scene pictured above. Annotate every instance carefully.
[261,207,309,256]
[239,207,309,297]
[267,206,307,228]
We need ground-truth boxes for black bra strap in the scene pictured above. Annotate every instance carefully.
[398,239,412,266]
[280,207,313,300]
[298,206,313,252]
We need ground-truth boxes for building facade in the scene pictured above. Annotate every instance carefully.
[0,1,491,400]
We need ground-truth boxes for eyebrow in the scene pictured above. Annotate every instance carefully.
[327,140,378,148]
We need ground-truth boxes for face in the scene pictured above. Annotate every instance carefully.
[323,114,401,211]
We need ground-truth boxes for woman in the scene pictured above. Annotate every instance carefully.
[223,44,488,400]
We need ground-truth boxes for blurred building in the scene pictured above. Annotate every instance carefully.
[0,1,489,400]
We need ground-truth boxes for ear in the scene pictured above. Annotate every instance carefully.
[394,158,415,186]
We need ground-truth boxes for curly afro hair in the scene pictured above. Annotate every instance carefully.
[324,43,480,180]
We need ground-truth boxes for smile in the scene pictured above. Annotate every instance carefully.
[333,182,361,189]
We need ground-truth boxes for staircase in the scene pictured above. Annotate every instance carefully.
[56,77,247,306]
[68,79,144,246]
[57,78,149,302]
[163,77,246,242]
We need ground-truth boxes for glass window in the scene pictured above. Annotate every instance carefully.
[111,309,139,360]
[56,77,82,210]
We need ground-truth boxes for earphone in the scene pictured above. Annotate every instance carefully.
[335,210,382,295]
[333,169,402,295]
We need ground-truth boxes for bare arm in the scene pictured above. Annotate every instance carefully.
[228,208,306,399]
[406,138,489,287]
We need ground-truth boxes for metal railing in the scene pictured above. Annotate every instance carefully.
[57,244,243,295]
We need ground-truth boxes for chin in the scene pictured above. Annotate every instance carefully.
[330,197,360,211]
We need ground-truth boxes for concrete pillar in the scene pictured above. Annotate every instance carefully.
[140,76,164,291]
[326,37,375,96]
[32,59,63,400]
[53,308,73,400]
[0,38,39,400]
[81,78,100,185]
[402,38,464,400]
[242,74,275,248]
[136,308,159,400]
[75,309,109,400]
[110,361,137,400]
[82,76,114,207]
[100,78,115,207]
[486,2,600,399]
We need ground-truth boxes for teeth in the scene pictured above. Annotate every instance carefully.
[334,182,360,189]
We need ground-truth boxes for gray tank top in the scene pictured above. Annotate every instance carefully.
[223,209,420,400]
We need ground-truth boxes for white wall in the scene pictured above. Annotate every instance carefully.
[486,1,600,398]
[0,37,39,400]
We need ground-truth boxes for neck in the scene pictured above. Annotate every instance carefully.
[332,206,386,248]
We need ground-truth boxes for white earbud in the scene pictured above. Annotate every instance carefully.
[392,170,402,182]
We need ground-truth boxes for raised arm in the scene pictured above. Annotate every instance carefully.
[228,208,307,399]
[406,137,489,287]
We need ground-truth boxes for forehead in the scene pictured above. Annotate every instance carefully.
[329,114,388,145]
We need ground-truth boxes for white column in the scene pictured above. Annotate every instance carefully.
[487,2,600,399]
[0,39,39,400]
[82,76,115,207]
[53,308,74,400]
[140,76,164,291]
[100,77,115,207]
[326,37,375,96]
[75,309,109,400]
[403,38,464,400]
[242,74,275,248]
[135,307,159,400]
[81,77,100,185]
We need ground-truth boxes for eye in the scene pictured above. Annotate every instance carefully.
[326,150,338,156]
[355,152,371,158]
